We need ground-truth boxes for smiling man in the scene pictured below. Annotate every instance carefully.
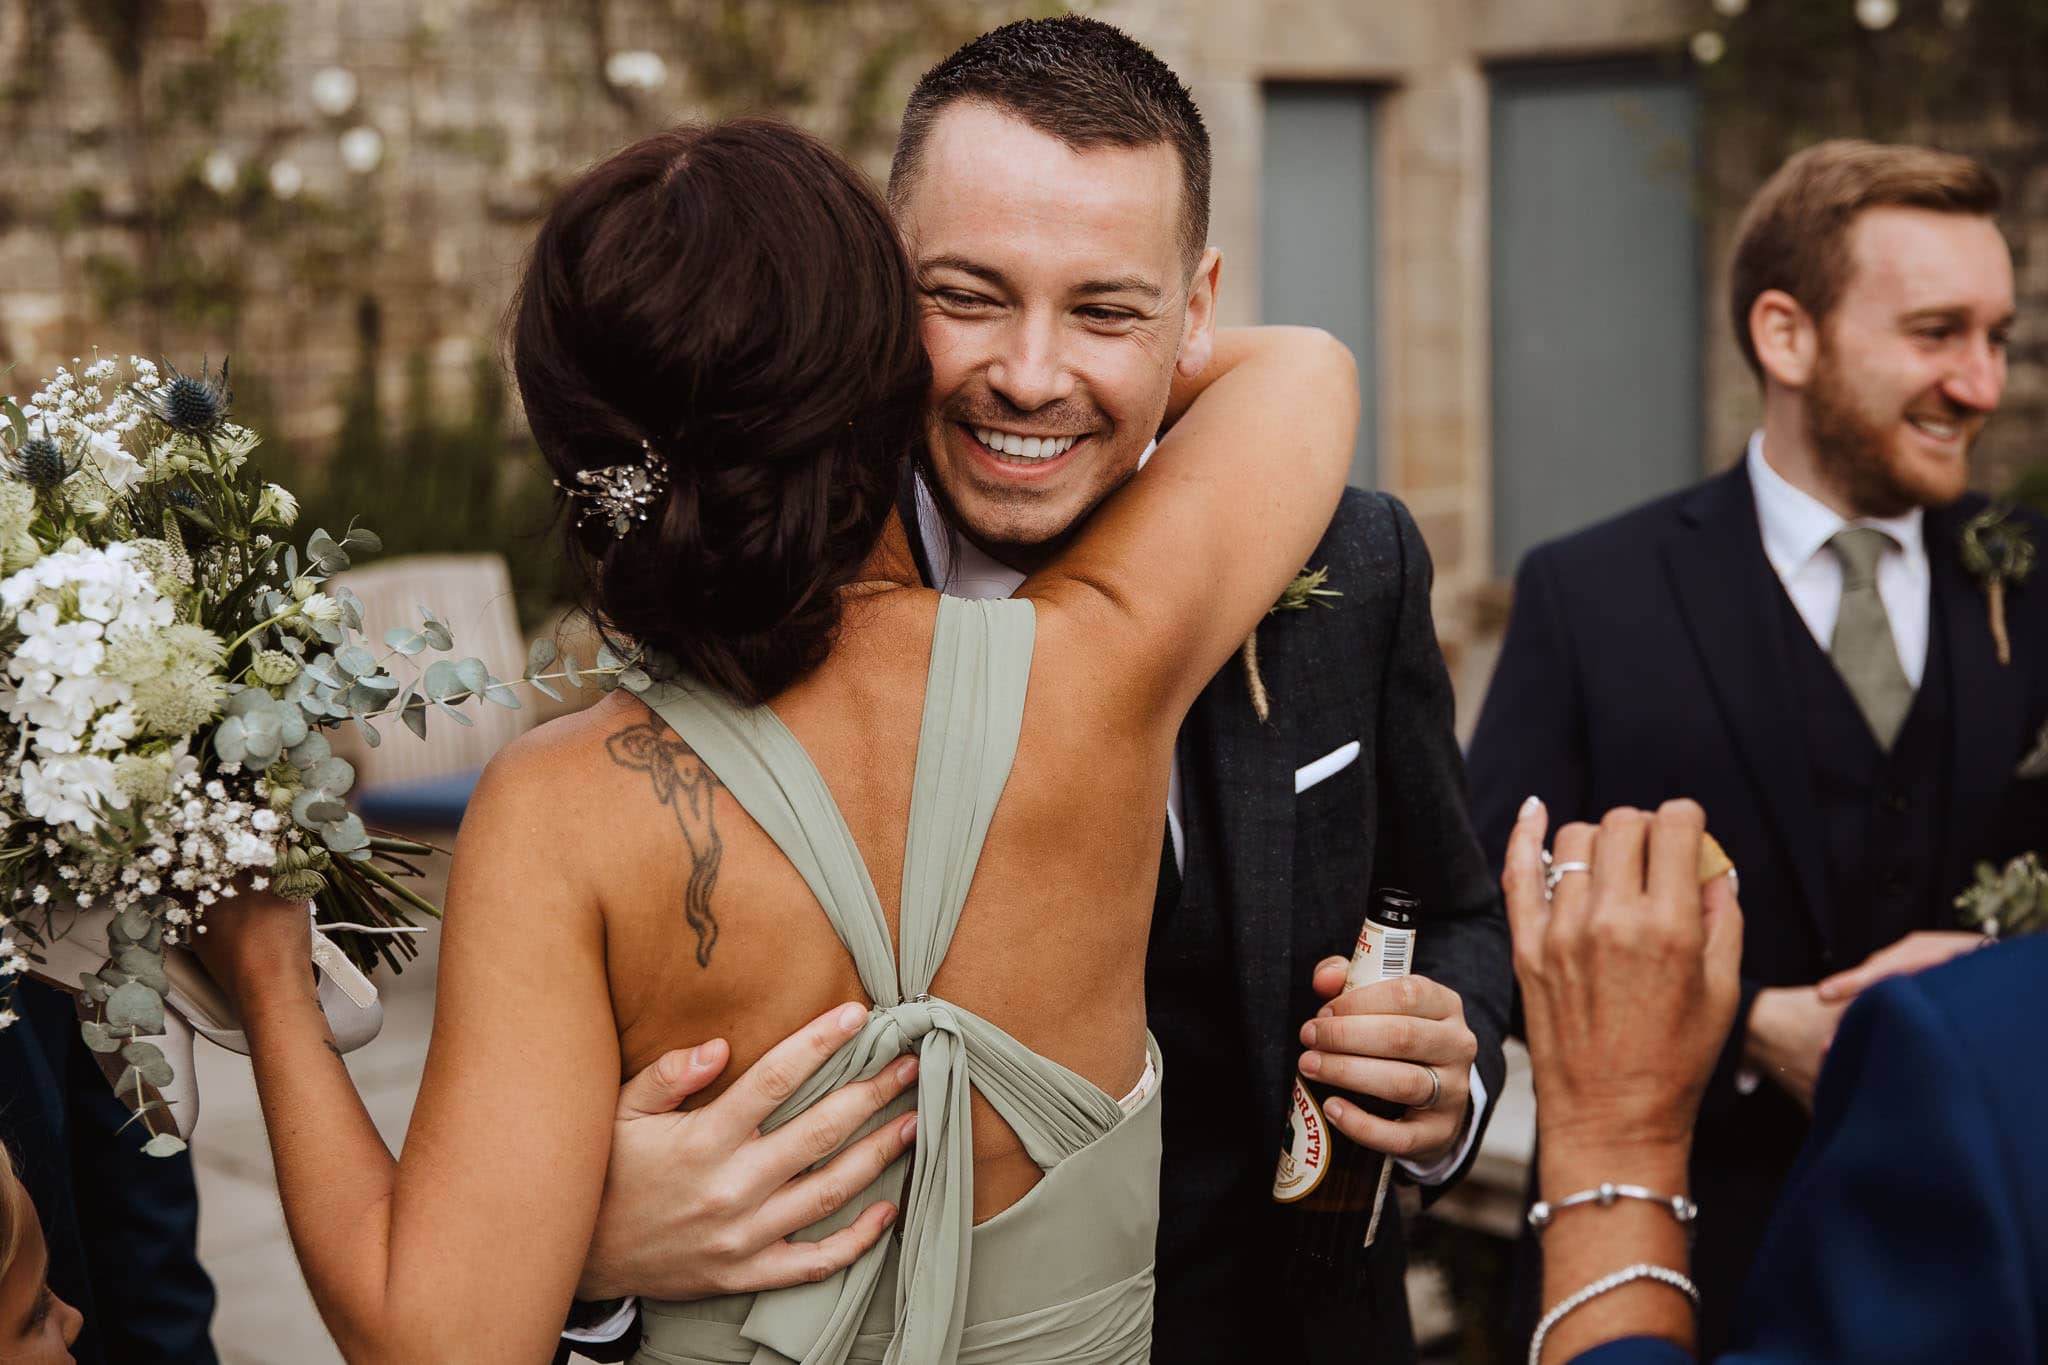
[1468,140,2048,1353]
[556,17,1511,1365]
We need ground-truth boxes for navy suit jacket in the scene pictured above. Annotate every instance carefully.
[0,979,217,1365]
[1572,934,2048,1363]
[1467,461,2048,1342]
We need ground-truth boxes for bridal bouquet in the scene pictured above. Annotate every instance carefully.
[0,355,631,1153]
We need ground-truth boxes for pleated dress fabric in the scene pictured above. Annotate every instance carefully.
[632,595,1162,1365]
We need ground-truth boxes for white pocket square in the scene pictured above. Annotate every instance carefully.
[1295,740,1362,794]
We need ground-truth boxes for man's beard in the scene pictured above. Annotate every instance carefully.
[1805,346,1949,519]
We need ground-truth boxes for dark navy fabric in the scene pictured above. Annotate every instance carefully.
[1,978,218,1365]
[1468,460,2048,1353]
[1568,935,2048,1363]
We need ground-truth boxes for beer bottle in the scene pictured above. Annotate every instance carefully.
[1271,888,1419,1289]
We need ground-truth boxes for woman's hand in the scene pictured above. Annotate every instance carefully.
[190,882,315,1010]
[1505,798,1743,1159]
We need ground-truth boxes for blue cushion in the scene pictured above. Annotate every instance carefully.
[356,767,483,829]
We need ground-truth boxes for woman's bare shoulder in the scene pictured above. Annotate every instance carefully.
[458,691,677,866]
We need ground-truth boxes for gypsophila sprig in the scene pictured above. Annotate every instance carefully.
[0,353,650,1154]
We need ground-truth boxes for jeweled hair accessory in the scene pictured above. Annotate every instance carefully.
[556,438,670,536]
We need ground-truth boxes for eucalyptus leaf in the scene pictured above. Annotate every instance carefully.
[433,699,476,727]
[352,674,399,693]
[142,1133,189,1158]
[120,1041,176,1086]
[420,621,454,651]
[313,618,347,647]
[596,642,623,671]
[354,715,382,747]
[526,638,558,674]
[385,628,427,655]
[288,732,333,767]
[302,659,344,690]
[305,757,354,794]
[115,902,152,942]
[79,1021,121,1053]
[483,682,522,709]
[296,794,348,826]
[563,654,584,689]
[2,396,26,443]
[213,716,248,764]
[619,667,652,693]
[323,813,370,854]
[106,980,165,1033]
[336,645,378,677]
[282,544,300,579]
[422,659,465,702]
[336,586,366,632]
[528,675,562,703]
[76,973,110,1003]
[400,693,429,741]
[306,528,349,574]
[455,657,490,694]
[343,522,383,553]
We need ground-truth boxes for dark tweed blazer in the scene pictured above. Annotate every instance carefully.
[1165,487,1512,1358]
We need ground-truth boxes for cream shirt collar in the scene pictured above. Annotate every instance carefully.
[1746,430,1925,576]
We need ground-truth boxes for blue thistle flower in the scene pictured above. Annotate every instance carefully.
[3,425,86,490]
[144,358,233,436]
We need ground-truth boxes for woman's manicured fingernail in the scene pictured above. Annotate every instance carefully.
[836,1003,867,1032]
[1519,795,1543,821]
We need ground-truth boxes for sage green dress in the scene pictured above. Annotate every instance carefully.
[632,595,1162,1365]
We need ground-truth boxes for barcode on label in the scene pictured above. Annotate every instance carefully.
[1376,929,1412,979]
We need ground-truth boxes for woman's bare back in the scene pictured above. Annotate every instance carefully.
[560,561,1167,1222]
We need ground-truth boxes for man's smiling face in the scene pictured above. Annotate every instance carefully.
[895,101,1215,569]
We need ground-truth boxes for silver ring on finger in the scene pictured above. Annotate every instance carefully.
[1414,1064,1442,1111]
[1544,861,1592,895]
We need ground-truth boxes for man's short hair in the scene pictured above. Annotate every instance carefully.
[889,14,1211,273]
[1729,138,2002,378]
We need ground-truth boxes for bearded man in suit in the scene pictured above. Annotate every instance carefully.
[1467,139,2047,1354]
[555,16,1512,1365]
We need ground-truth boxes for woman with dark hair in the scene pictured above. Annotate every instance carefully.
[193,117,1355,1363]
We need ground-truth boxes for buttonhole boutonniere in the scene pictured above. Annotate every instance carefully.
[1961,503,2035,667]
[1243,566,1342,724]
[1955,852,2048,938]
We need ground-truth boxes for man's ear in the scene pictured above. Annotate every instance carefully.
[1751,288,1819,389]
[1177,247,1224,378]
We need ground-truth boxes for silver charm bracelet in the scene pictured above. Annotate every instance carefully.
[1527,1182,1698,1231]
[1527,1263,1700,1365]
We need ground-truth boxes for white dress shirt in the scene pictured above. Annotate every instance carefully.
[913,471,1485,1184]
[1747,433,1930,686]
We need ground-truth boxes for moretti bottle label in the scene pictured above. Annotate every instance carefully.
[1273,1077,1332,1202]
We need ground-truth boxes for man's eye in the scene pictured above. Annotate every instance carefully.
[1079,307,1134,323]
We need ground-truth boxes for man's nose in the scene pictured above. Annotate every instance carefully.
[986,310,1075,412]
[1942,336,2005,414]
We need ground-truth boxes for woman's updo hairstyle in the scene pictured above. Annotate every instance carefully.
[513,120,929,705]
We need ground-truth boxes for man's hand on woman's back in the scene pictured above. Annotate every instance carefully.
[579,1002,920,1302]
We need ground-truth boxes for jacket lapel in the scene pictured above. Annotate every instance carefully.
[1927,500,2029,902]
[1179,630,1300,1127]
[1662,462,1832,948]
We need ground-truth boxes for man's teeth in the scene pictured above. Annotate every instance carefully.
[1910,416,1962,440]
[973,427,1079,460]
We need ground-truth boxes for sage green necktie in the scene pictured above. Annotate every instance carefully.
[1827,526,1915,749]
